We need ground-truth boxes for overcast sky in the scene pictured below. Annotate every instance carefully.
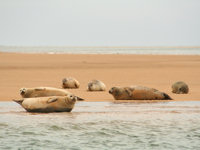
[0,0,199,46]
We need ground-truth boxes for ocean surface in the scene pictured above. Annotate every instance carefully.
[0,46,200,55]
[0,101,200,150]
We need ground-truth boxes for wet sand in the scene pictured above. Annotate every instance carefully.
[0,52,200,102]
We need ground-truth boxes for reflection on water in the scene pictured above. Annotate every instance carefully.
[0,101,200,149]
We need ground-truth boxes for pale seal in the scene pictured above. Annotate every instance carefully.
[172,81,189,94]
[109,86,172,100]
[20,87,84,100]
[62,77,80,89]
[13,95,77,113]
[87,80,106,91]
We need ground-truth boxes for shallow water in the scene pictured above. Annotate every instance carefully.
[0,101,200,150]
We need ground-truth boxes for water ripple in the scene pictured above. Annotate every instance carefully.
[0,101,200,149]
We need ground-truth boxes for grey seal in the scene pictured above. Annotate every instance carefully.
[62,77,80,89]
[109,86,172,100]
[87,80,106,91]
[172,81,189,94]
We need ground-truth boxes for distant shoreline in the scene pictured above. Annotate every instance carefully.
[0,46,200,55]
[1,45,200,48]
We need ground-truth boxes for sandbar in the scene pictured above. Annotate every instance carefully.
[0,52,200,102]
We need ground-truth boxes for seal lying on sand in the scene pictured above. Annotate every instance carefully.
[87,80,106,91]
[172,81,189,94]
[20,87,84,100]
[109,86,172,100]
[62,77,80,89]
[13,95,77,113]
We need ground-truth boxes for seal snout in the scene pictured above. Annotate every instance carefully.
[20,91,25,95]
[72,96,78,102]
[62,78,67,85]
[109,87,115,94]
[68,95,76,102]
[68,95,83,102]
[109,89,112,94]
[20,88,26,95]
[87,83,92,91]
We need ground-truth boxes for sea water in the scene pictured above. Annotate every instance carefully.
[0,101,200,150]
[0,46,200,55]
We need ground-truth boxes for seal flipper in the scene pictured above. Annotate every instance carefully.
[35,87,46,91]
[13,99,24,105]
[163,93,173,100]
[47,98,58,103]
[124,87,133,97]
[75,83,78,88]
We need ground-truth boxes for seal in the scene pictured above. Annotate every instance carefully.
[20,87,84,100]
[87,80,106,91]
[62,77,80,89]
[13,95,77,113]
[172,81,189,94]
[109,86,172,100]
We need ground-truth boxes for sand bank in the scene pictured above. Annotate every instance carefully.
[0,52,200,102]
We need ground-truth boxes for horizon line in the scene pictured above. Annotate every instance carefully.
[0,45,200,48]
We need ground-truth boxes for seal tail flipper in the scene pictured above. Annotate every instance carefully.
[13,99,24,105]
[163,93,173,100]
[76,96,84,101]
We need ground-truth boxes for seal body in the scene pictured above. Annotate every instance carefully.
[20,87,84,100]
[87,80,106,91]
[62,77,80,89]
[172,81,189,94]
[13,95,77,113]
[109,86,172,100]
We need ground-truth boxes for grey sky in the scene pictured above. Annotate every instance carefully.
[0,0,199,46]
